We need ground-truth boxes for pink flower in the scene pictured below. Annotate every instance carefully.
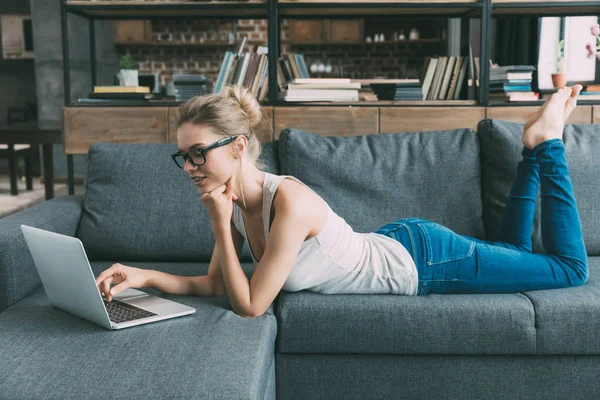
[587,43,596,58]
[592,23,600,36]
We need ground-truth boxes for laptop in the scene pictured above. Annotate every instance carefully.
[20,225,196,330]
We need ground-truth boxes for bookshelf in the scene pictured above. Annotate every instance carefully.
[61,0,600,193]
[62,0,490,107]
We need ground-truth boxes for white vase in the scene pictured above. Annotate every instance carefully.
[118,69,138,86]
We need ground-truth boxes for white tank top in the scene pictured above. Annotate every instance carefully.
[232,172,419,295]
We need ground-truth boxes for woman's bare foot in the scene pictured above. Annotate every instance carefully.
[564,84,583,121]
[522,85,581,150]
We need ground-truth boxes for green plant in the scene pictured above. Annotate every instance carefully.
[120,55,138,70]
[556,39,565,73]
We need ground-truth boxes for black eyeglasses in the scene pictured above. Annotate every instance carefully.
[171,135,249,169]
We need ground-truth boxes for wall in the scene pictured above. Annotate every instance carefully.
[0,1,37,175]
[124,17,446,86]
[30,0,119,181]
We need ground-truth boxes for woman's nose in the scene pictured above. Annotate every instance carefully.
[183,158,197,173]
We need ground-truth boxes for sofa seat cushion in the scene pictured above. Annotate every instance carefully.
[278,128,485,239]
[0,261,276,400]
[522,256,600,354]
[276,290,536,355]
[478,119,600,255]
[77,142,279,262]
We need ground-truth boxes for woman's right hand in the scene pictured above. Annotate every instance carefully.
[95,263,151,302]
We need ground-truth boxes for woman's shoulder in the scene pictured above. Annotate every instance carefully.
[273,175,329,239]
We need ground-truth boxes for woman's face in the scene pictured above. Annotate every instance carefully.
[177,122,237,193]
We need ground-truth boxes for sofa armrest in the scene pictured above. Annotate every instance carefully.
[0,195,84,313]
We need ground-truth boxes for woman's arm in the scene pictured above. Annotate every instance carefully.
[146,218,244,297]
[214,191,312,318]
[146,270,215,296]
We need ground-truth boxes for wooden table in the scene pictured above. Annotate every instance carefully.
[0,122,63,200]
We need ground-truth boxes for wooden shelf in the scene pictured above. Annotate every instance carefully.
[263,100,480,107]
[278,1,482,18]
[65,0,268,18]
[286,38,444,46]
[114,40,236,47]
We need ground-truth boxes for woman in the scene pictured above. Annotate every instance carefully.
[96,84,588,318]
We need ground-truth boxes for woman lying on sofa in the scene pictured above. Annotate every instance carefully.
[96,84,588,318]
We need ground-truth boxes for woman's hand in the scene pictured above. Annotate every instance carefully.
[201,175,239,227]
[95,263,151,302]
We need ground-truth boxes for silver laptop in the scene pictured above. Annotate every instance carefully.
[20,225,196,330]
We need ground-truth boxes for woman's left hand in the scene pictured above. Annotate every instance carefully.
[201,175,239,227]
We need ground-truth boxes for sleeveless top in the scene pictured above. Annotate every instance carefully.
[232,172,419,295]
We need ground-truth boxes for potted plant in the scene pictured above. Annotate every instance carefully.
[118,55,139,86]
[552,39,566,88]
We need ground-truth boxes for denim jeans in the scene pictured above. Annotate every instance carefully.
[375,138,589,296]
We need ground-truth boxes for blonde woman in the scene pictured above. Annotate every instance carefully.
[96,84,588,318]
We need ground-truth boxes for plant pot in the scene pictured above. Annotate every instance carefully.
[551,73,567,89]
[118,69,139,86]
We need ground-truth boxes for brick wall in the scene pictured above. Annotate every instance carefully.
[122,18,444,88]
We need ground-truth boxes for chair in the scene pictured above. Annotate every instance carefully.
[0,144,38,195]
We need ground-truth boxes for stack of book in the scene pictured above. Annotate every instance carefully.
[173,74,210,102]
[369,80,423,100]
[85,86,154,102]
[420,55,470,101]
[578,84,600,100]
[277,53,310,89]
[213,50,270,101]
[280,78,359,102]
[489,65,538,102]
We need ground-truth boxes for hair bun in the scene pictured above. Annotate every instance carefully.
[223,85,262,129]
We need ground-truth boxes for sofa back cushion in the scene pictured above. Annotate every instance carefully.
[478,119,600,255]
[76,142,279,262]
[278,128,485,238]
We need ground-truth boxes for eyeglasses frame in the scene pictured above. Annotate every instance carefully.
[171,135,250,169]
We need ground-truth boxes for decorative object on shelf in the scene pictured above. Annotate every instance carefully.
[409,28,420,40]
[398,30,406,40]
[551,39,566,88]
[586,23,600,60]
[118,55,139,87]
[172,74,210,101]
[365,36,372,43]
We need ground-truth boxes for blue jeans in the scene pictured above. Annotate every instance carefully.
[375,138,589,296]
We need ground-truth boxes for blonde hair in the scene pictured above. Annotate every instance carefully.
[176,85,270,208]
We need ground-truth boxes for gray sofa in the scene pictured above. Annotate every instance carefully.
[1,119,600,399]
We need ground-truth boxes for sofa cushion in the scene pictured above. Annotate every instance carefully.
[77,142,279,262]
[478,119,600,255]
[523,256,600,354]
[0,261,276,400]
[275,256,600,356]
[276,288,536,354]
[278,128,485,238]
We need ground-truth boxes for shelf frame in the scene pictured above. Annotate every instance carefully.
[64,1,269,19]
[492,1,600,16]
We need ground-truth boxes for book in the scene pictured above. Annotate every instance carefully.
[438,56,456,100]
[213,51,232,94]
[447,57,463,100]
[289,78,351,84]
[88,92,154,100]
[421,57,438,100]
[453,57,469,100]
[286,82,361,90]
[430,56,447,100]
[93,86,150,93]
[489,92,539,102]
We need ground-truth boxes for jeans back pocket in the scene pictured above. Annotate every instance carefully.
[416,222,476,266]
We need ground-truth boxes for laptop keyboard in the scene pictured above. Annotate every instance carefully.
[103,298,157,324]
